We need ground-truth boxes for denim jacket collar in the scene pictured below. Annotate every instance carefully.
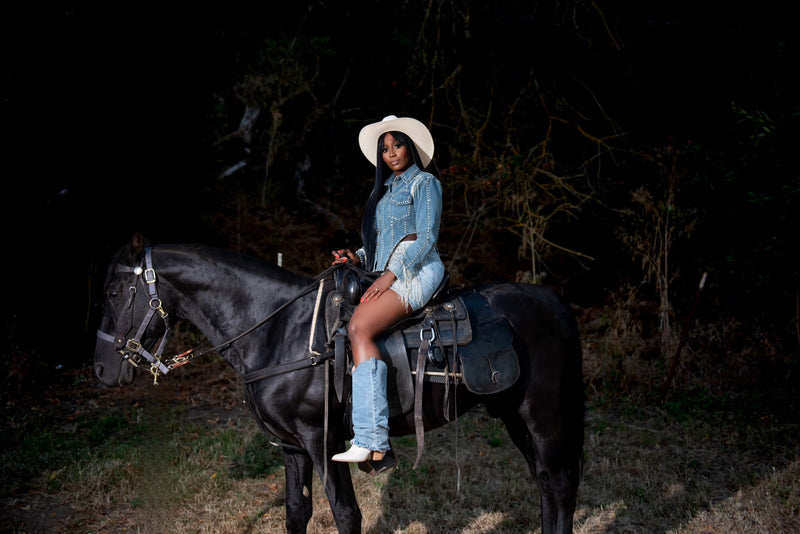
[383,164,422,188]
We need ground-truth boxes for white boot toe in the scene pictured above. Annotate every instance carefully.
[332,445,372,463]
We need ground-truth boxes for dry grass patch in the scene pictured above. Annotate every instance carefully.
[674,458,800,533]
[2,357,798,533]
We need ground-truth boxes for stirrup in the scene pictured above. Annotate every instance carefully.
[358,445,396,474]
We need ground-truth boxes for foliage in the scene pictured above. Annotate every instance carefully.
[202,1,629,288]
[684,103,799,330]
[3,1,798,401]
[613,146,698,359]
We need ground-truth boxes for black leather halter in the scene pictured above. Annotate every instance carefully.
[96,247,171,383]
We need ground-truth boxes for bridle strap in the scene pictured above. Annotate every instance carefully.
[97,248,171,380]
[130,248,167,341]
[96,330,115,344]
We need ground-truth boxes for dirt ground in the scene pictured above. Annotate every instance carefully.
[2,352,798,534]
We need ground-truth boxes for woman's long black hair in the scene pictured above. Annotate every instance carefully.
[360,130,427,269]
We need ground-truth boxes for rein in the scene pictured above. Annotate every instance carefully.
[97,247,339,384]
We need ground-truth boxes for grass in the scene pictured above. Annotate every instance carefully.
[1,355,798,533]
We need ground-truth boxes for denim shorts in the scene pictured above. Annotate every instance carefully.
[388,241,445,311]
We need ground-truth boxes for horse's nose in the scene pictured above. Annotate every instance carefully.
[95,363,105,380]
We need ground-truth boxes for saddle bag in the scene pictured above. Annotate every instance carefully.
[387,291,519,395]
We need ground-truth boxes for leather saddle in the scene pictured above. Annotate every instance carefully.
[309,265,520,411]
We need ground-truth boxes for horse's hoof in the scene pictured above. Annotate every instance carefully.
[332,445,372,463]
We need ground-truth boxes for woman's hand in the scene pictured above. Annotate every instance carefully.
[360,270,397,303]
[331,249,360,266]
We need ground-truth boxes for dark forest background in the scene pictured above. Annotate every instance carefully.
[1,2,797,400]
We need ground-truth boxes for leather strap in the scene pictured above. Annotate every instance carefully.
[431,319,450,418]
[448,306,458,419]
[243,353,332,384]
[413,338,428,470]
[334,330,346,402]
[323,358,330,488]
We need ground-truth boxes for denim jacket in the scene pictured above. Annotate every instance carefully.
[356,164,442,282]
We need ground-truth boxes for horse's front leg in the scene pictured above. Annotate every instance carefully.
[318,454,362,534]
[283,447,314,534]
[283,444,363,534]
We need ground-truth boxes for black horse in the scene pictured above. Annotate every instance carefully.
[94,239,584,534]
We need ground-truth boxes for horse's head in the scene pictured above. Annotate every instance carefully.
[94,234,170,387]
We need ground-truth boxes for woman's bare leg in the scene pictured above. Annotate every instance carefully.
[331,288,408,462]
[348,289,408,366]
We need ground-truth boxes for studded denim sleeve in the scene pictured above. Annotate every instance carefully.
[386,174,442,282]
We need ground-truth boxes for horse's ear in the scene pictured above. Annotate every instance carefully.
[128,232,150,263]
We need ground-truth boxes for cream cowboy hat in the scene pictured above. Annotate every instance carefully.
[358,115,435,168]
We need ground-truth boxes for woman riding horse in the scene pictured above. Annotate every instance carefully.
[330,115,445,463]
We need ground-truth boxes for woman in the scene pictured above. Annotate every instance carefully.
[331,115,445,463]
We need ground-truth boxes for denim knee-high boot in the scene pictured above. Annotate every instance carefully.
[332,358,390,462]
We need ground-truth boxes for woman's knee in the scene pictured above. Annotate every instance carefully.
[348,314,374,346]
[349,294,407,347]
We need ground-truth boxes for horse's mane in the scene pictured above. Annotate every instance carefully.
[106,240,314,291]
[156,243,313,286]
